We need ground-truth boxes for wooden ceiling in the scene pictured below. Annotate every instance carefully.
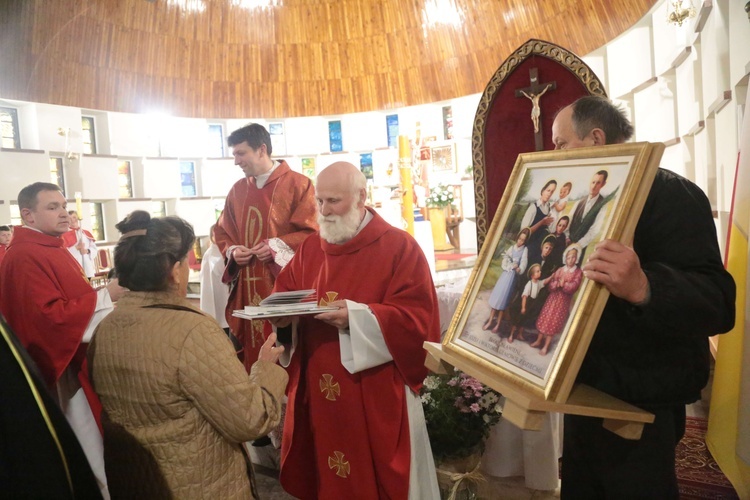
[0,0,657,118]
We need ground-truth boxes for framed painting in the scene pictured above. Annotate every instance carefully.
[443,142,664,402]
[431,144,455,173]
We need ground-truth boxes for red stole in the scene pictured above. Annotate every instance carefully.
[61,228,95,248]
[275,209,440,499]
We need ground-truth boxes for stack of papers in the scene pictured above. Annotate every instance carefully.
[233,289,338,319]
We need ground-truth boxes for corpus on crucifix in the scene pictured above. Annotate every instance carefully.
[515,68,557,151]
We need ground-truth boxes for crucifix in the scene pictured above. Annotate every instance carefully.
[515,68,557,151]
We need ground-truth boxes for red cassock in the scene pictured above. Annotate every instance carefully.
[274,209,440,500]
[0,227,99,416]
[215,161,317,370]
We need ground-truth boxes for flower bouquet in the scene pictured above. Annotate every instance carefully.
[421,372,503,499]
[426,184,455,209]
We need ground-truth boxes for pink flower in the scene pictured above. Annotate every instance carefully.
[470,403,480,413]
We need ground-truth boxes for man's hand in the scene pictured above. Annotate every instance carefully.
[269,315,294,328]
[582,239,650,304]
[105,277,128,302]
[314,300,349,330]
[232,246,255,266]
[257,332,285,364]
[249,241,273,263]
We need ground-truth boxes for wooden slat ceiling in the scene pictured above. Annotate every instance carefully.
[0,0,657,118]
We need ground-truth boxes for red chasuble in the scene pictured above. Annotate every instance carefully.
[274,208,440,500]
[215,161,317,370]
[0,227,97,392]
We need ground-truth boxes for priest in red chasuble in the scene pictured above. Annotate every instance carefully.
[215,123,318,370]
[0,182,126,498]
[271,162,441,499]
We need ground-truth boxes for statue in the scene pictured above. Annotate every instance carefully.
[519,84,553,134]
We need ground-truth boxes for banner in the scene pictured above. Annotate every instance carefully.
[706,85,750,498]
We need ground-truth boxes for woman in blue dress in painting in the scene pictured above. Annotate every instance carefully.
[521,179,557,265]
[483,228,530,334]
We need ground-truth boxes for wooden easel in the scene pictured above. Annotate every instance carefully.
[424,342,654,440]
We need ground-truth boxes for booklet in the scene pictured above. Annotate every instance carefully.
[233,289,338,319]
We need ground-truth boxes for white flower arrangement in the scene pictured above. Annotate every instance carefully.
[426,184,455,209]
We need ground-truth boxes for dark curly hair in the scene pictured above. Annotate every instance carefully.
[113,210,195,291]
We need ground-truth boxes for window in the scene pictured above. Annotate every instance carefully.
[151,201,166,218]
[328,120,343,152]
[213,199,224,221]
[180,161,196,196]
[9,204,21,226]
[89,202,104,241]
[386,114,399,148]
[117,160,133,198]
[82,116,97,154]
[268,122,286,156]
[0,107,20,149]
[50,157,66,196]
[207,124,224,157]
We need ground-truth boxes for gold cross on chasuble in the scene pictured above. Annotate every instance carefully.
[328,451,351,478]
[320,374,341,401]
[319,291,339,307]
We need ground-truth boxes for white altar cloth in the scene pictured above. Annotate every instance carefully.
[436,282,563,491]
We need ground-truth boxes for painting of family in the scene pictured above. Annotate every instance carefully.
[455,162,629,385]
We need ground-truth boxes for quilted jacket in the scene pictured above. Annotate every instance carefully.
[89,291,288,499]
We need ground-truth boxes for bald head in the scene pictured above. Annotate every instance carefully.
[315,162,368,244]
[318,162,366,193]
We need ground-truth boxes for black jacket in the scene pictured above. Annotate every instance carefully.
[576,168,736,408]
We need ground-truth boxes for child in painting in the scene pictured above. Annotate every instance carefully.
[532,244,583,355]
[483,228,530,334]
[507,263,545,343]
[550,181,572,220]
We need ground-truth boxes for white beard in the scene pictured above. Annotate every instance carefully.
[318,202,363,244]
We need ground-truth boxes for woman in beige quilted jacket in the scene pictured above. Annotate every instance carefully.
[89,210,288,499]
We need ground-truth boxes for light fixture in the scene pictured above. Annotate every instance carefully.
[231,0,281,11]
[166,0,206,13]
[422,0,465,29]
[57,127,79,161]
[667,0,696,27]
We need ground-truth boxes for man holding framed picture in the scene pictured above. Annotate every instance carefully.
[551,96,736,499]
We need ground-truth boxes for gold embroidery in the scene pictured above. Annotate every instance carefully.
[328,451,350,478]
[320,374,340,401]
[243,206,265,347]
[319,291,338,307]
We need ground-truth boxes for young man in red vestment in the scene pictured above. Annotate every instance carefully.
[62,210,98,279]
[0,182,126,498]
[215,123,317,371]
[271,162,441,499]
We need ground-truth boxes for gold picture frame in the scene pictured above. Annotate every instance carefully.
[443,142,664,403]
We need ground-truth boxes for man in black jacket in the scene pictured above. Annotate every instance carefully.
[551,96,736,499]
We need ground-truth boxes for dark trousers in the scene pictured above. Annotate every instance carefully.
[561,404,686,499]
